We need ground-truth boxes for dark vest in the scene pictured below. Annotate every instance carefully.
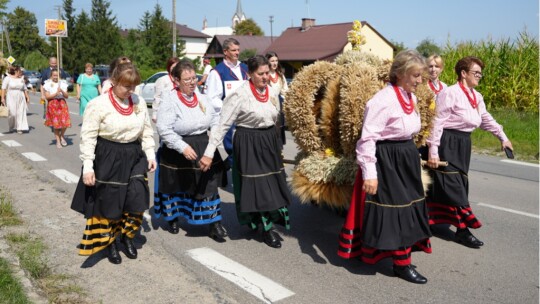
[213,62,248,100]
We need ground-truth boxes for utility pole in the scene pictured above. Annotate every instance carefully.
[172,0,177,57]
[54,5,63,70]
[269,16,274,43]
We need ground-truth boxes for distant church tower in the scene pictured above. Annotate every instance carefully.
[232,0,246,29]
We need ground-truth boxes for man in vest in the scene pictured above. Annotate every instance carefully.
[205,38,248,168]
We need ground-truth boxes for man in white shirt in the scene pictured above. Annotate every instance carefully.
[205,38,248,166]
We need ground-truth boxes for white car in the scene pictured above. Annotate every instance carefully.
[135,71,168,106]
[135,71,204,106]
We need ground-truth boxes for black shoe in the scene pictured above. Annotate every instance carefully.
[169,220,179,234]
[107,242,122,264]
[209,222,228,242]
[393,265,427,284]
[122,236,138,259]
[263,229,282,248]
[455,229,484,248]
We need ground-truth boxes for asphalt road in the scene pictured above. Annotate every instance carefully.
[1,93,538,304]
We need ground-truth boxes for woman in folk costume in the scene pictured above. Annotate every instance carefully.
[200,55,292,249]
[43,69,71,147]
[427,54,447,96]
[154,60,227,239]
[265,51,288,145]
[338,50,432,284]
[426,56,513,248]
[71,62,156,265]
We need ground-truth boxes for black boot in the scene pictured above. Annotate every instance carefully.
[393,265,427,284]
[455,228,484,248]
[263,229,282,248]
[107,242,122,264]
[169,220,179,234]
[209,222,228,242]
[122,236,138,259]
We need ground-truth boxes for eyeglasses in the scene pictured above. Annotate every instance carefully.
[468,70,483,78]
[180,77,198,84]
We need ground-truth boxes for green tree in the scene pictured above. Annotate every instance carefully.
[390,40,406,57]
[0,0,9,17]
[122,29,153,69]
[138,11,152,45]
[5,7,47,65]
[234,18,264,36]
[416,38,441,57]
[147,4,170,68]
[71,10,93,72]
[239,48,257,62]
[23,50,47,70]
[62,0,77,73]
[88,0,122,65]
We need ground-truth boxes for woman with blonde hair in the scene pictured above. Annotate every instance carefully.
[71,62,156,264]
[76,62,102,116]
[338,50,432,284]
[426,54,447,95]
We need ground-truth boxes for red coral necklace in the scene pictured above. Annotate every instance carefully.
[458,82,478,109]
[249,80,269,102]
[269,72,279,84]
[392,85,414,114]
[177,90,198,108]
[108,88,133,115]
[428,79,443,94]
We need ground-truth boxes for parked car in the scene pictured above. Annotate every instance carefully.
[23,70,42,91]
[64,72,74,92]
[135,72,204,106]
[93,64,109,84]
[135,71,168,106]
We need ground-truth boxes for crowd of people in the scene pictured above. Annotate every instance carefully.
[0,44,513,284]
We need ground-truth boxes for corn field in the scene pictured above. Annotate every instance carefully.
[440,31,539,113]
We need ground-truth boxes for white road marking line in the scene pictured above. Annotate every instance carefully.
[49,169,79,184]
[2,140,22,147]
[69,111,79,116]
[22,152,47,161]
[477,202,539,219]
[500,159,539,167]
[187,247,295,303]
[0,133,3,136]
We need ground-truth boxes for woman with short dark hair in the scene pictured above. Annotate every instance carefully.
[426,56,513,248]
[200,55,292,248]
[153,59,227,239]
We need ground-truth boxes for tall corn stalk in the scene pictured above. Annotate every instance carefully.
[440,31,539,113]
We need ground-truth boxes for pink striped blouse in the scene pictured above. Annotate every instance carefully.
[356,85,421,180]
[427,83,508,159]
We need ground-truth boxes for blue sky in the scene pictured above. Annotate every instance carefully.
[6,0,539,48]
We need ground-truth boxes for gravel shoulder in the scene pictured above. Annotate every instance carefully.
[0,144,239,304]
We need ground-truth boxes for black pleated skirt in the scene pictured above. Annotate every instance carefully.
[427,129,471,207]
[362,140,431,250]
[71,137,150,220]
[233,126,291,212]
[158,133,226,199]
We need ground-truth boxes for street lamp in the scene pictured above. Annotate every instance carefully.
[269,15,274,43]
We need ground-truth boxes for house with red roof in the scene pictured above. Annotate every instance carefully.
[264,19,395,77]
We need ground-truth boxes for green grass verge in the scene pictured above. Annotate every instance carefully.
[471,108,538,161]
[0,186,89,303]
[0,257,31,304]
[0,189,23,227]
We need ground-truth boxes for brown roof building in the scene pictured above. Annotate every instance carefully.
[265,19,395,77]
[204,35,273,61]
